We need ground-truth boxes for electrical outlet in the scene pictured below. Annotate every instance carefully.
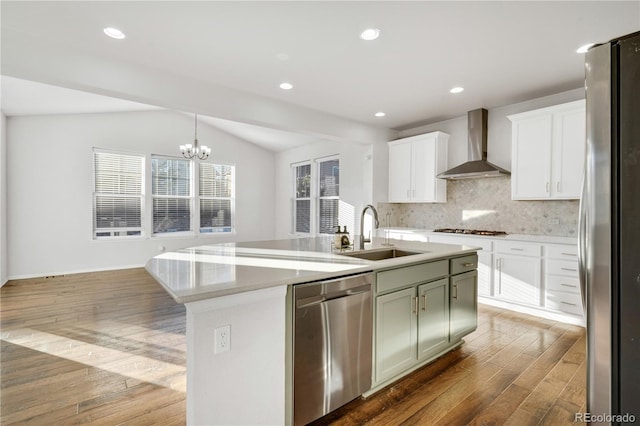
[214,325,231,354]
[547,218,560,225]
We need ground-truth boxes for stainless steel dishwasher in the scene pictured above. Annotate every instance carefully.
[293,272,373,426]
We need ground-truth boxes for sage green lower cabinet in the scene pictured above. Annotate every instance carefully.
[450,270,478,343]
[371,255,478,390]
[375,278,451,383]
[375,287,417,381]
[417,279,450,360]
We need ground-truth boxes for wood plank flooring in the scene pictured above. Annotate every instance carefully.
[1,268,586,425]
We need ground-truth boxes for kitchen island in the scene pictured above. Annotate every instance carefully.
[146,237,479,425]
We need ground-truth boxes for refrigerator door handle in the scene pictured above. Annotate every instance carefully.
[578,171,588,311]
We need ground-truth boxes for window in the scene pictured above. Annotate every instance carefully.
[94,149,236,239]
[152,157,192,234]
[317,158,339,234]
[199,163,234,233]
[293,163,311,234]
[292,157,339,235]
[93,150,144,238]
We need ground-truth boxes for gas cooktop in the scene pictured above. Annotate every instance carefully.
[432,228,508,236]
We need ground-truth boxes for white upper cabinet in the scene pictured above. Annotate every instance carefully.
[388,131,448,203]
[508,100,585,200]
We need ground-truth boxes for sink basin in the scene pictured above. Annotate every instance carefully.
[342,248,424,261]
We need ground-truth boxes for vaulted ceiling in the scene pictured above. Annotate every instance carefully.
[2,1,638,150]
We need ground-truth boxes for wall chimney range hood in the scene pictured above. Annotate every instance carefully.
[436,109,510,180]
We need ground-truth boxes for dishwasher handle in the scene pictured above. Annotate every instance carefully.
[296,284,371,309]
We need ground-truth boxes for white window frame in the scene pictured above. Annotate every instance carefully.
[92,148,145,240]
[291,155,340,236]
[151,155,194,237]
[198,162,236,234]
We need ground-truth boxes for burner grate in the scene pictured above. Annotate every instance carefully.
[432,228,508,236]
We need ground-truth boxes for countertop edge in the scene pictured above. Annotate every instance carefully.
[146,240,480,304]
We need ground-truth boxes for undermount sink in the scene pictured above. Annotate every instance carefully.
[342,248,424,261]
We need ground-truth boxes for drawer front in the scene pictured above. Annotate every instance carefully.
[495,241,542,257]
[376,260,448,294]
[546,275,581,294]
[546,290,584,316]
[450,254,479,275]
[547,259,579,277]
[546,244,579,260]
[429,235,492,251]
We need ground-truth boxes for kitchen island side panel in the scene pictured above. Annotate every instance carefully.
[186,286,287,425]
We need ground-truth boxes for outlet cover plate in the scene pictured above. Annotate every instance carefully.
[214,325,231,354]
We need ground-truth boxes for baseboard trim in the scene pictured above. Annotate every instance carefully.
[6,264,145,282]
[478,297,586,327]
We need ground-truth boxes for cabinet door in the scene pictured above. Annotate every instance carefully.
[417,279,449,360]
[412,136,436,202]
[494,255,541,306]
[375,287,417,382]
[388,142,412,202]
[511,114,553,199]
[552,106,585,199]
[477,251,493,297]
[450,271,478,342]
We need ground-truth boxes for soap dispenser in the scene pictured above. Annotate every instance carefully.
[340,226,351,248]
[334,226,344,249]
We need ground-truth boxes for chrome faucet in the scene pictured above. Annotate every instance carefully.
[359,204,380,249]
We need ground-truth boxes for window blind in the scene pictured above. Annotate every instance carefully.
[93,150,144,238]
[199,163,234,233]
[293,163,311,233]
[152,157,192,234]
[317,158,339,234]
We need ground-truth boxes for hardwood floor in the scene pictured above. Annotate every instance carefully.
[311,304,586,426]
[1,268,586,425]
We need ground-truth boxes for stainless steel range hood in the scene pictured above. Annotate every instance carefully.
[437,109,510,180]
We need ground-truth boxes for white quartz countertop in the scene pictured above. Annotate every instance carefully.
[381,227,577,245]
[145,237,479,304]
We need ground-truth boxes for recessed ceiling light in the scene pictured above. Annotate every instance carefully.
[103,27,125,40]
[576,43,595,54]
[374,112,386,117]
[450,87,464,94]
[279,82,293,90]
[360,28,380,41]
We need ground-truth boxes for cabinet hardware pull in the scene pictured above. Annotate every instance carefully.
[413,189,416,197]
[462,263,476,268]
[421,294,427,311]
[510,248,525,251]
[412,296,418,314]
[407,189,410,197]
[561,283,577,287]
[557,181,560,192]
[546,182,550,193]
[561,253,577,256]
[561,301,577,306]
[452,284,458,300]
[497,258,502,294]
[561,268,577,272]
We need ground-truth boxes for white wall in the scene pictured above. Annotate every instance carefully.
[7,110,276,279]
[275,140,373,240]
[373,88,585,204]
[0,112,7,286]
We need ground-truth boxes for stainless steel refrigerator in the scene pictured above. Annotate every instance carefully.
[582,31,640,423]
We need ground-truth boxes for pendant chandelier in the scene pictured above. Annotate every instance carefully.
[180,113,211,160]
